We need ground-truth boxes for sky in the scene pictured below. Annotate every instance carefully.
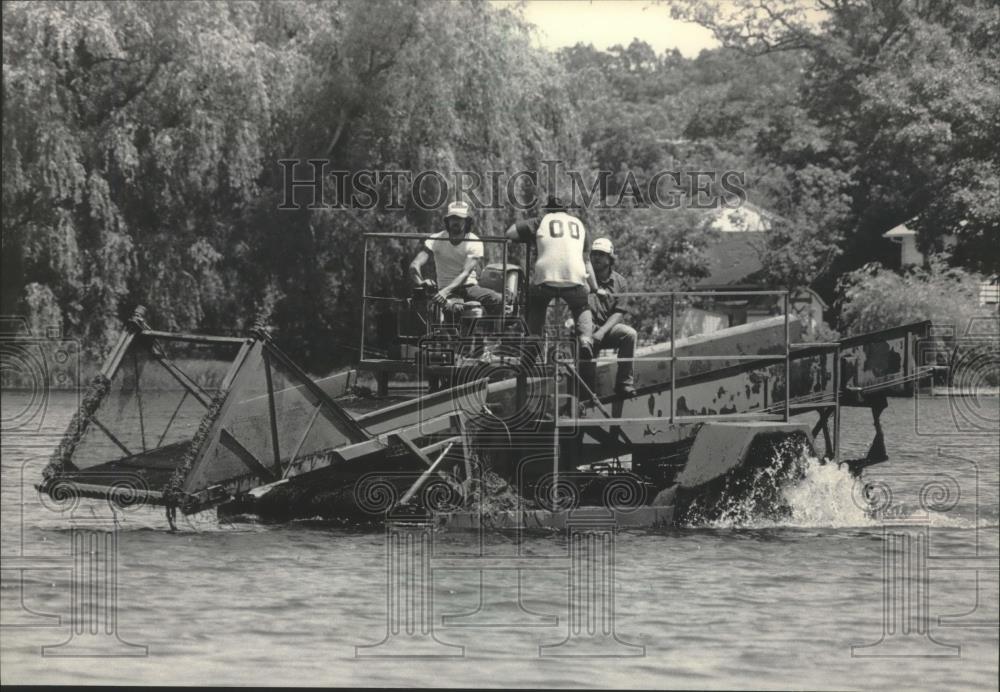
[493,0,720,57]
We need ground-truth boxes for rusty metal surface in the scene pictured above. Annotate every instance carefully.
[839,321,929,396]
[592,315,800,397]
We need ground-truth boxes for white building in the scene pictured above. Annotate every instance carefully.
[882,218,997,306]
[882,221,923,266]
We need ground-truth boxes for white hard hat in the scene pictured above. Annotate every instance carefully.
[591,237,614,257]
[445,201,471,219]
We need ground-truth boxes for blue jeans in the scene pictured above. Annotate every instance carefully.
[596,323,636,387]
[448,284,503,315]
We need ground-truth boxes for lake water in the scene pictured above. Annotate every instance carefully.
[1,391,997,689]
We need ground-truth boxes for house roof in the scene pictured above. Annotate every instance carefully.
[883,221,917,238]
[695,233,767,288]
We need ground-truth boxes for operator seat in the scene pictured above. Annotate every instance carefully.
[477,263,524,317]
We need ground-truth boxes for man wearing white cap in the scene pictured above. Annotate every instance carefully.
[409,201,502,315]
[589,237,637,396]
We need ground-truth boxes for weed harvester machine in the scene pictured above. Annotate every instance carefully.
[39,233,935,529]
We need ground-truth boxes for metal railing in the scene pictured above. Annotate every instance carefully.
[359,233,826,426]
[565,289,796,424]
[360,232,516,361]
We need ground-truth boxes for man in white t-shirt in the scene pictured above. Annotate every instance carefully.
[409,201,502,316]
[505,196,604,359]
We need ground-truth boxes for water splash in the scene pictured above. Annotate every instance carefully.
[695,452,983,530]
[178,509,265,533]
[779,456,878,528]
[681,438,813,528]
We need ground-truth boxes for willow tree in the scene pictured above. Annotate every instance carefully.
[3,1,300,356]
[3,0,588,371]
[244,0,590,371]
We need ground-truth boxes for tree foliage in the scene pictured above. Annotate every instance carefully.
[836,257,994,337]
[2,0,585,369]
[3,0,997,370]
[668,0,1000,291]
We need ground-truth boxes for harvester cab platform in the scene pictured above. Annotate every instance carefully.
[359,232,532,396]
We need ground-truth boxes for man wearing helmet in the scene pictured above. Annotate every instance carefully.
[589,237,637,397]
[505,195,603,360]
[410,201,502,316]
